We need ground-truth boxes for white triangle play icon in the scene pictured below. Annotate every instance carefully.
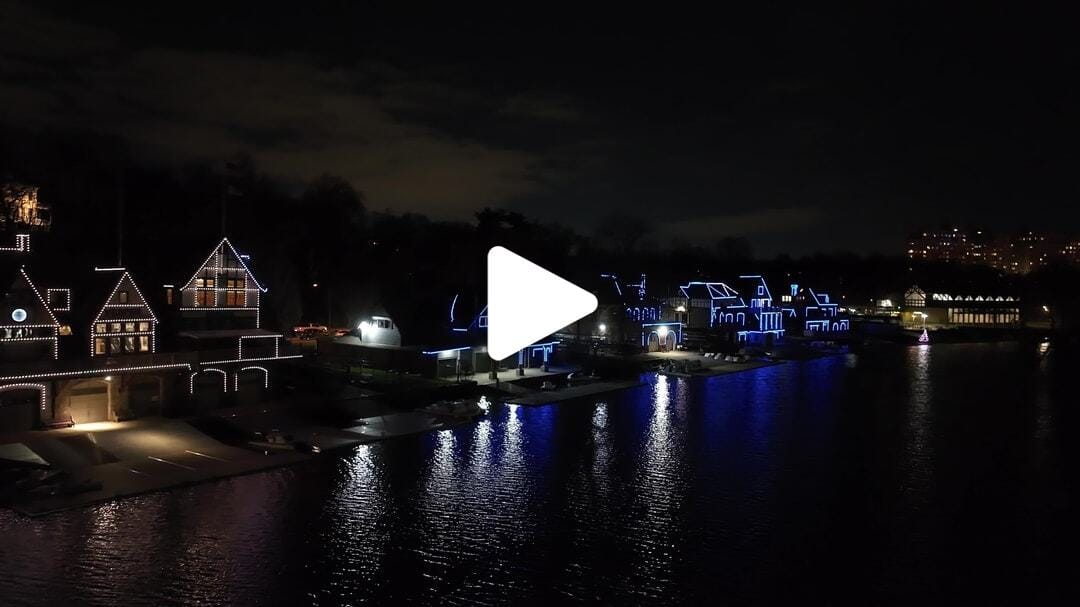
[487,246,598,361]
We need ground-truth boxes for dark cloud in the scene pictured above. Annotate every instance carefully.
[2,2,1079,255]
[0,1,572,218]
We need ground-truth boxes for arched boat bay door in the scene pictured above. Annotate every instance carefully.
[234,367,268,407]
[0,385,45,431]
[190,369,227,411]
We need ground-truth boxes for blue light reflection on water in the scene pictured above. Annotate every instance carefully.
[0,344,1074,605]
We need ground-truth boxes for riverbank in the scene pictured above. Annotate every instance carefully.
[2,418,310,516]
[0,400,482,517]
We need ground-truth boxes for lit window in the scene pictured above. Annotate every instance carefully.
[139,336,149,352]
[95,338,106,355]
[118,290,129,304]
[110,322,121,332]
[96,323,106,333]
[124,322,135,332]
[138,322,150,332]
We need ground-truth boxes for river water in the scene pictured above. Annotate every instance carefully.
[0,343,1074,605]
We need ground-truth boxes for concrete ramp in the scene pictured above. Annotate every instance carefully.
[0,442,50,468]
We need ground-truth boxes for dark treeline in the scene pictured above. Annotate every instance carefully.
[4,128,1079,337]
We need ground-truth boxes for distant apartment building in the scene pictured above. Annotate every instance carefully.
[907,228,974,264]
[908,227,1065,274]
[1060,239,1080,264]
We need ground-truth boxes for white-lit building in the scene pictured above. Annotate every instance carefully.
[0,234,301,431]
[901,285,1021,329]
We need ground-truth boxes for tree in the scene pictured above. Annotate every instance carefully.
[715,236,753,262]
[594,212,653,255]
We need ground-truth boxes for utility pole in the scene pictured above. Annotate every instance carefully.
[220,178,227,237]
[221,160,240,237]
[116,166,125,266]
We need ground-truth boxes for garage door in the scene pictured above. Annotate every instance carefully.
[128,383,161,418]
[436,358,458,378]
[235,372,265,407]
[0,391,40,431]
[192,374,226,412]
[68,389,109,424]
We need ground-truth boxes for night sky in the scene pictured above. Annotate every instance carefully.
[2,2,1077,256]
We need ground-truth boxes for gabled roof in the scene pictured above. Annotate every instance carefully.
[92,269,157,325]
[182,237,265,292]
[808,288,837,307]
[0,267,60,327]
[448,288,487,333]
[598,274,624,302]
[679,281,740,301]
[738,275,773,299]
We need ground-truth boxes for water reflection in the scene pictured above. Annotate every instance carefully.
[903,345,934,499]
[630,374,685,596]
[0,345,1072,605]
[316,443,392,599]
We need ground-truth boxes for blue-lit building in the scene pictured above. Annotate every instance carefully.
[668,276,785,347]
[428,293,558,378]
[781,284,851,336]
[802,288,850,335]
[574,273,682,352]
[733,275,785,345]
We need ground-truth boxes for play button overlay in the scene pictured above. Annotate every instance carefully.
[487,246,598,360]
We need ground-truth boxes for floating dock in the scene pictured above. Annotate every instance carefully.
[501,379,645,406]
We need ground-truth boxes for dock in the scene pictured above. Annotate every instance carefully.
[6,419,314,517]
[501,379,644,406]
[2,405,474,517]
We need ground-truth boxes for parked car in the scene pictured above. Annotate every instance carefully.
[292,324,328,339]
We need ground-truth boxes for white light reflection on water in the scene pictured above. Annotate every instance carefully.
[628,373,686,596]
[504,404,523,467]
[320,443,393,597]
[1033,342,1054,457]
[591,401,612,484]
[904,345,934,498]
[419,428,458,529]
[470,415,494,470]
